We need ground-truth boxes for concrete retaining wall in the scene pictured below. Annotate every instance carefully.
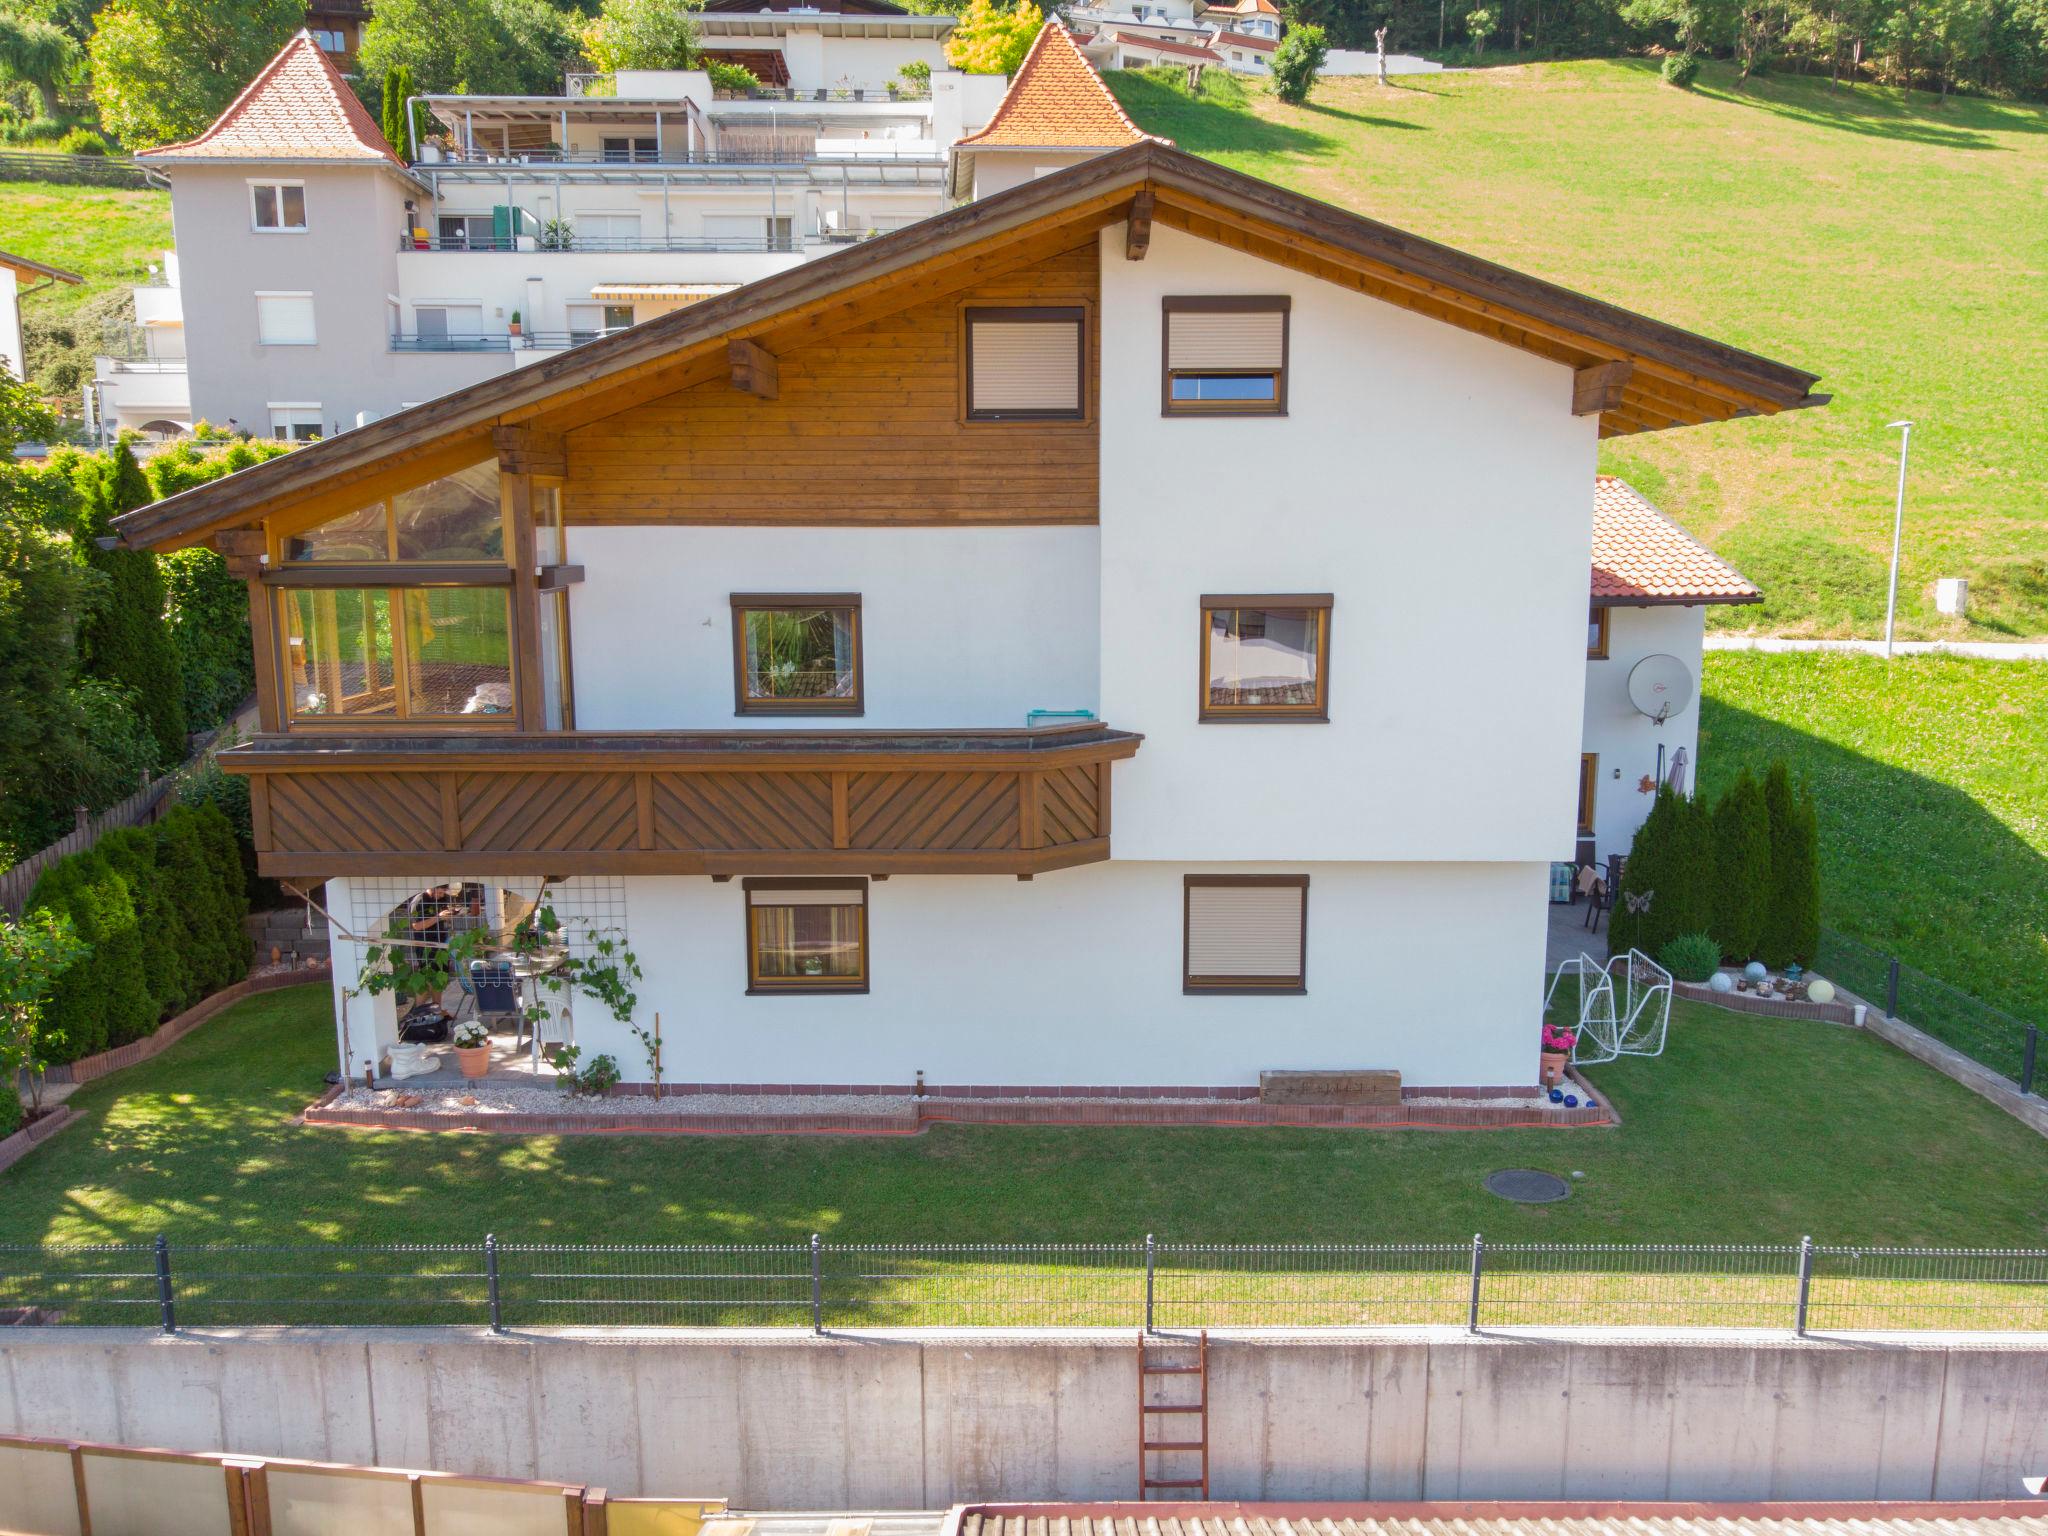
[5,1329,2047,1506]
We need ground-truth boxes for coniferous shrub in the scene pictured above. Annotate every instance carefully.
[1613,785,1715,956]
[72,443,187,770]
[0,1080,20,1138]
[74,849,152,1046]
[154,807,238,994]
[99,824,192,1019]
[192,800,252,981]
[1709,769,1772,962]
[26,863,105,1063]
[1758,761,1822,968]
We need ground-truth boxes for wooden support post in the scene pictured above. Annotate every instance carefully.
[728,338,779,399]
[221,537,282,733]
[502,471,546,729]
[1572,359,1633,416]
[1125,189,1154,261]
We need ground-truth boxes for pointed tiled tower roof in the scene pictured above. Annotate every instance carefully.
[139,31,407,168]
[955,22,1164,153]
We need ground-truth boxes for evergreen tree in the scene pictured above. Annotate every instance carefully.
[1709,769,1771,962]
[99,824,192,1019]
[1782,777,1822,964]
[1759,760,1804,966]
[1611,784,1675,953]
[25,862,104,1062]
[73,442,187,770]
[1662,787,1716,943]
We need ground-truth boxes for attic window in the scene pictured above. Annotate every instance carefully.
[1163,296,1289,416]
[964,307,1085,421]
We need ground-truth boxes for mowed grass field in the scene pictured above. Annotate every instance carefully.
[0,179,174,394]
[1109,60,2048,640]
[1700,651,2048,1040]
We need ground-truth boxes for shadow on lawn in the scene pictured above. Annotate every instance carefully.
[1697,694,2048,1045]
[1105,71,1348,158]
[1641,55,2048,150]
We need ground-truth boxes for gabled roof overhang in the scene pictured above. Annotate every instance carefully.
[112,140,1825,553]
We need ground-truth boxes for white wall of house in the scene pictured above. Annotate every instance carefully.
[1095,221,1596,864]
[1579,603,1706,864]
[0,278,23,381]
[328,861,1548,1090]
[567,525,1102,730]
[972,150,1105,199]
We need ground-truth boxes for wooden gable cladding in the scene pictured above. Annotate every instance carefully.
[227,724,1140,877]
[563,238,1101,527]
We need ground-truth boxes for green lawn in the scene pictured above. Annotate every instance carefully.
[1109,60,2048,640]
[0,179,173,398]
[1700,650,2048,1063]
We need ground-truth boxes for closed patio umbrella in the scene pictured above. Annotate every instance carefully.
[1665,745,1689,795]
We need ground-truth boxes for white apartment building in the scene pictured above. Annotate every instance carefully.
[116,5,1005,439]
[87,250,191,439]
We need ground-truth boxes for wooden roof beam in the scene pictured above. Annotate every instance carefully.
[727,339,779,400]
[1126,189,1154,261]
[1573,360,1633,416]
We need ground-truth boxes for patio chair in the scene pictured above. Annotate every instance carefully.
[469,960,521,1036]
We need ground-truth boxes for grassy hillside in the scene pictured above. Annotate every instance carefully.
[1108,60,2048,640]
[0,180,173,402]
[1699,651,2047,1041]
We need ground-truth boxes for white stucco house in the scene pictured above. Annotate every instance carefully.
[0,248,81,386]
[110,41,1820,1102]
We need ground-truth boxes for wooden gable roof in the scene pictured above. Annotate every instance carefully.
[112,140,1825,552]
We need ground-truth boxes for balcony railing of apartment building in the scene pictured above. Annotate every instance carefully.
[424,144,938,169]
[400,233,797,253]
[98,319,186,370]
[562,72,932,101]
[388,333,516,353]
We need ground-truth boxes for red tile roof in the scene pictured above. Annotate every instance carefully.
[1109,30,1224,61]
[955,21,1166,151]
[1216,29,1278,50]
[139,31,406,168]
[1592,476,1761,605]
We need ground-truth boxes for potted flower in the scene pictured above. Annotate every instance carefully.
[452,1019,492,1078]
[508,309,522,338]
[1540,1023,1576,1087]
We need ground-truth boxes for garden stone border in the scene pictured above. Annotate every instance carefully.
[37,965,332,1089]
[0,1104,79,1176]
[1674,974,1860,1026]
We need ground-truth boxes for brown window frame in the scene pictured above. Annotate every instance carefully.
[1182,874,1309,996]
[743,877,870,996]
[961,305,1088,423]
[1587,603,1610,660]
[730,593,864,717]
[272,579,520,730]
[1578,753,1599,837]
[1162,295,1290,418]
[1198,593,1332,723]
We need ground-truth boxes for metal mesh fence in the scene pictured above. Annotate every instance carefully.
[3,1238,2044,1333]
[1817,928,2037,1088]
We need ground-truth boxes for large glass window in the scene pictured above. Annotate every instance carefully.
[282,586,513,722]
[277,461,504,565]
[745,880,868,994]
[731,595,862,715]
[1200,595,1331,721]
[281,589,397,718]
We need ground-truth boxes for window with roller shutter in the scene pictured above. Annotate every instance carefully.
[963,306,1086,420]
[1163,296,1289,416]
[1183,875,1308,994]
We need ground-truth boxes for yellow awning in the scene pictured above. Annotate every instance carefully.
[588,283,738,303]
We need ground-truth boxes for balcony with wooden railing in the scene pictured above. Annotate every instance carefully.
[225,723,1141,880]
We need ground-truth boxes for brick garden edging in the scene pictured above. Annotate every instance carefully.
[1673,976,1860,1026]
[42,964,332,1088]
[0,1104,80,1175]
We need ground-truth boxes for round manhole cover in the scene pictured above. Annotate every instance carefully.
[1484,1168,1572,1203]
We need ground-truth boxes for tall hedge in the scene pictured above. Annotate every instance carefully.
[1612,784,1714,957]
[23,800,250,1064]
[73,443,187,770]
[1709,769,1772,963]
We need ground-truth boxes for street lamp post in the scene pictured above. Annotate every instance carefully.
[1883,420,1913,660]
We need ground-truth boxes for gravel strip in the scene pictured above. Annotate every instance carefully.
[332,1079,1565,1118]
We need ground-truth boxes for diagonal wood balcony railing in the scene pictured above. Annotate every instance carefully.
[223,723,1142,879]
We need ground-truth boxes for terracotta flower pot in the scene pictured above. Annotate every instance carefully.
[1540,1050,1567,1088]
[454,1044,492,1079]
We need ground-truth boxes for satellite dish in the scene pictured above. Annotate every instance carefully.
[1627,654,1694,725]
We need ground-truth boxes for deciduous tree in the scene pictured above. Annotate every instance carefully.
[85,0,302,148]
[357,0,580,97]
[1270,20,1329,98]
[581,0,703,72]
[944,0,1043,75]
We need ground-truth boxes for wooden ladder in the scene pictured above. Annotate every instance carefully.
[1136,1328,1209,1499]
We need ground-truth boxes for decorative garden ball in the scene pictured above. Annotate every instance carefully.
[1563,1094,1579,1108]
[1744,960,1769,983]
[1808,978,1837,1005]
[1709,970,1734,994]
[1548,1088,1563,1103]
